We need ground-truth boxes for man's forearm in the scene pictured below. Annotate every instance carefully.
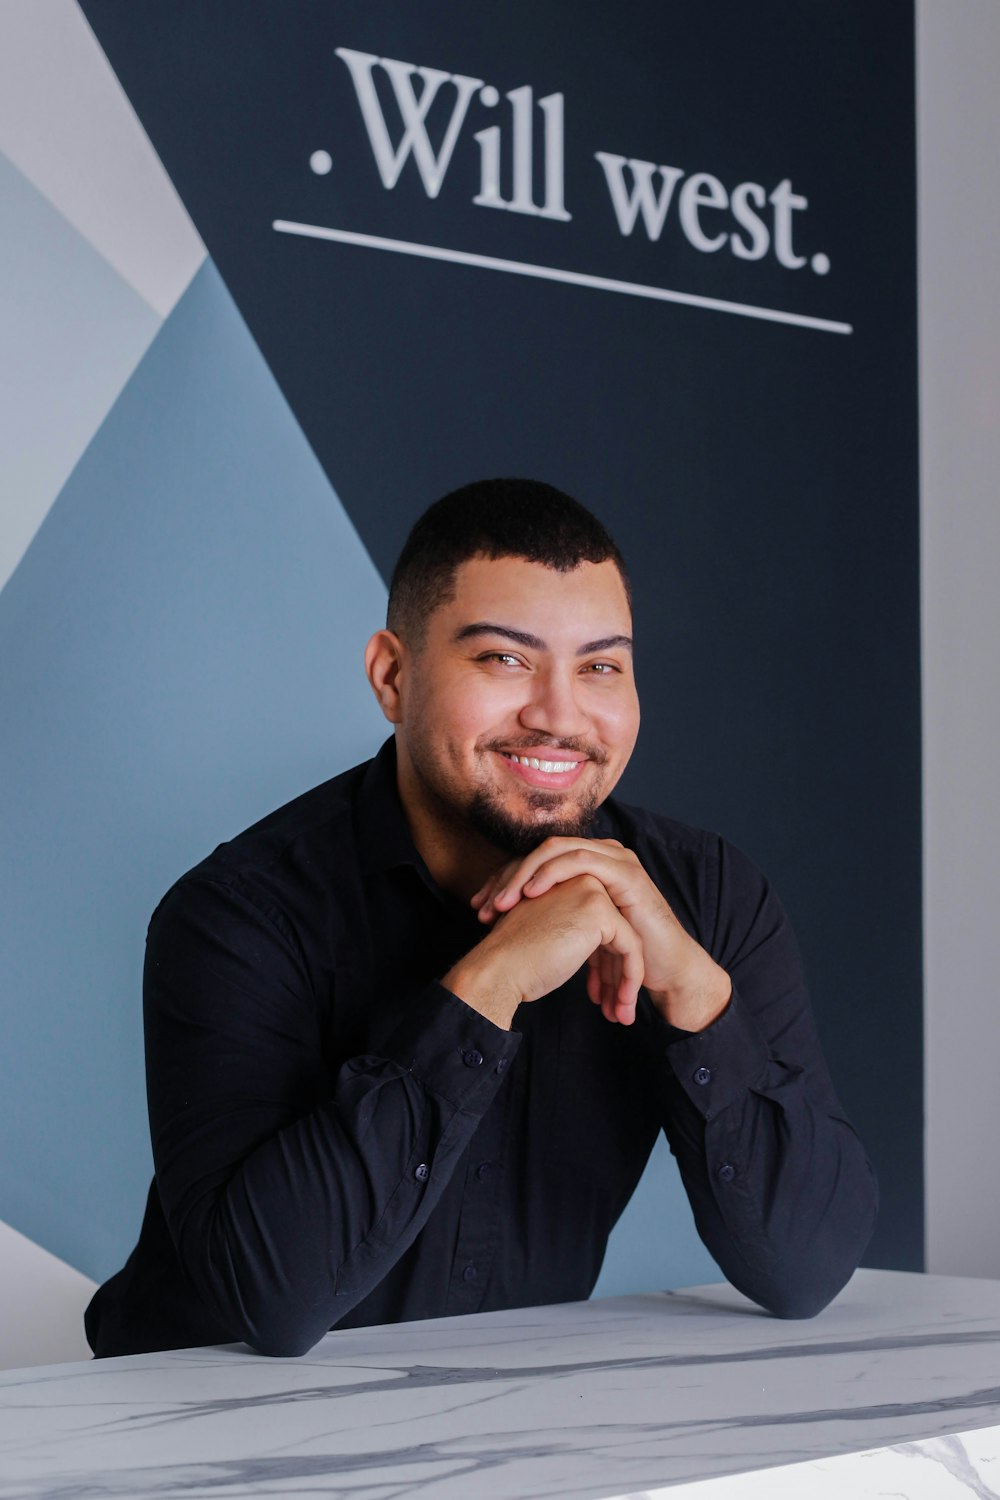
[655,993,877,1317]
[146,882,520,1357]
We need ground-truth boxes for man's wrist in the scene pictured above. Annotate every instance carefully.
[441,953,521,1031]
[646,954,732,1034]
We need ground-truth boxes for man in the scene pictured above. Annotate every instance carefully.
[86,478,877,1358]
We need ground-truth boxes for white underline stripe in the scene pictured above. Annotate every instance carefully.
[272,219,853,336]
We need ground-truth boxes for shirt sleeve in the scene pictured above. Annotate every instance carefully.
[143,875,521,1357]
[644,835,878,1317]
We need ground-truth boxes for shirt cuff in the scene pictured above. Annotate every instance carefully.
[659,987,770,1119]
[380,981,522,1112]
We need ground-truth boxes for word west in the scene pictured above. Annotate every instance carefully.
[332,48,827,273]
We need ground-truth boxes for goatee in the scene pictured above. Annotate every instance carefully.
[466,786,600,857]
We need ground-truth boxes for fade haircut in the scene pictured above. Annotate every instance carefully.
[386,478,631,646]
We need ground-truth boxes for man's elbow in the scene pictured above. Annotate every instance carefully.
[237,1301,334,1358]
[191,1272,333,1358]
[760,1281,840,1320]
[744,1255,860,1321]
[750,1176,879,1320]
[246,1326,322,1359]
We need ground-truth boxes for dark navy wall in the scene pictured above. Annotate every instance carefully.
[81,0,922,1270]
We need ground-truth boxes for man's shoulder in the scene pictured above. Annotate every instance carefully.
[163,752,386,920]
[602,796,722,864]
[204,762,365,870]
[601,796,771,933]
[140,746,413,991]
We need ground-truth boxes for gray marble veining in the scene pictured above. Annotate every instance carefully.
[1,1271,999,1499]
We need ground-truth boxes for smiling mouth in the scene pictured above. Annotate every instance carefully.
[493,750,591,791]
[500,752,584,773]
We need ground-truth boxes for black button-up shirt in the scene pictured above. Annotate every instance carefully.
[86,740,877,1357]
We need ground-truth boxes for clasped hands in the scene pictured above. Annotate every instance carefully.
[445,837,732,1034]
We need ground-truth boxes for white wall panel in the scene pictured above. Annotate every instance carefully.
[919,0,1000,1277]
[0,0,203,319]
[0,1221,95,1371]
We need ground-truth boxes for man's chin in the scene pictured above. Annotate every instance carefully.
[467,790,597,858]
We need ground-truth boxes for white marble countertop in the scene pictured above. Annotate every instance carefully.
[1,1270,998,1499]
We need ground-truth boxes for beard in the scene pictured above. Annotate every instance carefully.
[464,792,599,864]
[465,783,601,857]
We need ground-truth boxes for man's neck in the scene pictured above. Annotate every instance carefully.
[406,803,504,904]
[394,763,504,904]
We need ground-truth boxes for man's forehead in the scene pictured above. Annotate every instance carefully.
[447,553,631,616]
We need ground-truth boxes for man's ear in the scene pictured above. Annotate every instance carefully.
[365,630,406,724]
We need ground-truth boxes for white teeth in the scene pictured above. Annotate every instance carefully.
[505,754,578,773]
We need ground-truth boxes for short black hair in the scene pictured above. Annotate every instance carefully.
[387,478,631,644]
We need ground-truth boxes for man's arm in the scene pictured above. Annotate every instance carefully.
[648,835,877,1318]
[143,866,643,1357]
[143,875,521,1357]
[474,832,878,1317]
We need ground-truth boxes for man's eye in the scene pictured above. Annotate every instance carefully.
[583,661,619,675]
[480,652,522,667]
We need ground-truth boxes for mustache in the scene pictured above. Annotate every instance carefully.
[481,734,609,766]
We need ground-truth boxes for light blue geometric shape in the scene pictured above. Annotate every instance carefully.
[594,1133,718,1298]
[0,148,160,593]
[0,244,713,1297]
[0,259,387,1281]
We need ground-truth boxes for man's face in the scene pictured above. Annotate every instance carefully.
[391,555,640,857]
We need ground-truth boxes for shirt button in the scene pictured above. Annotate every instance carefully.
[462,1263,477,1282]
[717,1162,736,1183]
[476,1161,492,1181]
[693,1066,713,1086]
[495,1057,508,1075]
[463,1049,484,1068]
[414,1163,430,1183]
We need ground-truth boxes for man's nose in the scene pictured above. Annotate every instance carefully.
[518,669,590,738]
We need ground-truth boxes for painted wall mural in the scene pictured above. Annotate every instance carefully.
[0,2,919,1324]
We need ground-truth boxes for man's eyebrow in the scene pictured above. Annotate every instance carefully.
[455,623,546,649]
[578,635,633,655]
[454,623,633,655]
